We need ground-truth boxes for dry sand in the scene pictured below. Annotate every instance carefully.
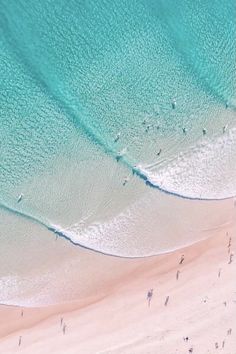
[0,201,235,354]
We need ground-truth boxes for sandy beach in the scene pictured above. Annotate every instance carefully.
[0,1,235,353]
[0,199,235,354]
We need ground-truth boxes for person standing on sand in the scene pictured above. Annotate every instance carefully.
[228,253,234,264]
[179,254,184,265]
[164,295,169,306]
[63,323,66,335]
[18,336,22,346]
[176,270,180,280]
[227,236,231,253]
[147,289,153,307]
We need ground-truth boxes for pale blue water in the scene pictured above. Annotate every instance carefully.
[0,0,236,258]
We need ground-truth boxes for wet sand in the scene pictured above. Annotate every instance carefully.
[0,202,235,354]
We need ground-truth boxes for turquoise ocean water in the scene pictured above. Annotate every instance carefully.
[0,0,236,260]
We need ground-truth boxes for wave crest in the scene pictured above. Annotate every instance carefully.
[137,128,236,200]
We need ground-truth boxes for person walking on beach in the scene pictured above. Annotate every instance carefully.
[179,254,184,265]
[228,236,231,252]
[164,295,169,306]
[123,176,129,186]
[63,323,66,335]
[60,317,63,326]
[176,270,180,280]
[18,336,22,346]
[228,253,234,264]
[147,289,153,307]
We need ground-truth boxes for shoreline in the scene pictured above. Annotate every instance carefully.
[0,210,235,353]
[0,197,235,308]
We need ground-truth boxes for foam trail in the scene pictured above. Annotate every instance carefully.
[138,128,236,200]
[3,26,236,202]
[0,200,178,258]
[0,201,122,257]
[1,14,197,201]
[2,6,236,197]
[1,127,235,260]
[1,1,236,261]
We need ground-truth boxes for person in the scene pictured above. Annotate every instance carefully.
[179,254,184,264]
[18,336,22,346]
[164,296,169,306]
[63,324,66,335]
[17,194,23,203]
[176,270,180,280]
[123,176,129,186]
[116,148,127,162]
[114,132,120,142]
[147,289,153,307]
[228,253,234,264]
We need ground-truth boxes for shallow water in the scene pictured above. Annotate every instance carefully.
[0,0,236,262]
